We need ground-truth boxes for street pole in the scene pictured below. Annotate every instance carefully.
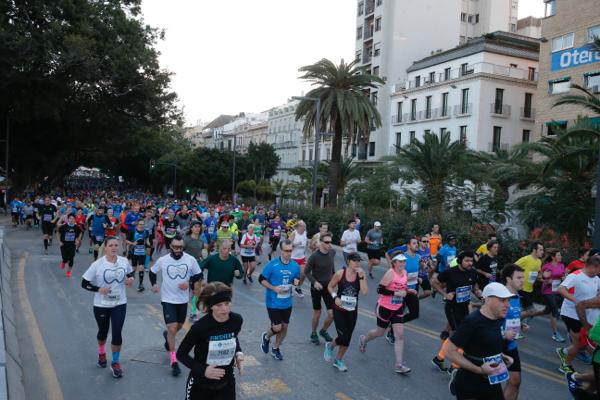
[312,100,321,208]
[594,150,600,247]
[4,116,8,215]
[173,166,177,197]
[232,135,237,205]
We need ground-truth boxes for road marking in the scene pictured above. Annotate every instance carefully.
[240,378,291,397]
[243,354,262,367]
[17,252,64,400]
[335,392,354,400]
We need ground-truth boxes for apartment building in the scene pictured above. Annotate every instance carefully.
[219,113,268,153]
[390,32,540,152]
[534,0,600,139]
[354,0,518,160]
[266,101,303,181]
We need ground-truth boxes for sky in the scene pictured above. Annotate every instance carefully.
[141,0,546,126]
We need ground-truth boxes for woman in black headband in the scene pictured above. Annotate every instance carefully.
[176,282,244,399]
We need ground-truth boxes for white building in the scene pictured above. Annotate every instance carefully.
[197,115,236,148]
[354,0,519,160]
[516,16,542,39]
[390,32,540,152]
[266,100,303,181]
[220,112,268,153]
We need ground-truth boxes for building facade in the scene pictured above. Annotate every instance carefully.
[220,113,268,153]
[390,32,539,152]
[355,0,519,160]
[266,100,303,181]
[533,0,600,139]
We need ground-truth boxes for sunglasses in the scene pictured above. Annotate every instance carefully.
[281,249,292,253]
[421,240,429,243]
[322,241,332,244]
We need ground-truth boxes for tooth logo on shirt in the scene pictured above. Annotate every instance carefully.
[104,267,126,284]
[167,264,189,280]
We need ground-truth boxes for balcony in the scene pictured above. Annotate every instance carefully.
[297,160,313,167]
[391,114,404,125]
[364,27,373,40]
[365,0,375,15]
[488,142,509,152]
[278,162,299,170]
[453,103,473,117]
[490,103,511,118]
[272,140,299,149]
[520,107,536,121]
[363,52,372,64]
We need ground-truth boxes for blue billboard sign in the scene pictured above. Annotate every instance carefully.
[551,44,600,71]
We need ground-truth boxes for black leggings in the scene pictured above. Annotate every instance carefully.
[93,304,127,346]
[60,244,76,266]
[333,308,358,347]
[401,292,419,323]
[185,375,235,400]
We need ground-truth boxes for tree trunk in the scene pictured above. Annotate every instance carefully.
[328,123,343,207]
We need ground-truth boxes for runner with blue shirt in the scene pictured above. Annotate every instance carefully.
[87,208,110,261]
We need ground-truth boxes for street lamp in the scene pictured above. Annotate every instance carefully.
[150,160,179,196]
[292,96,321,207]
[231,135,237,205]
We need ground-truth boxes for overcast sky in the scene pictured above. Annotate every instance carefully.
[141,0,546,126]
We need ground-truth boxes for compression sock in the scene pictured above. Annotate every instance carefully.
[112,351,120,363]
[437,339,448,361]
[98,343,106,355]
[144,255,151,268]
[191,296,197,314]
[138,271,144,285]
[170,351,177,364]
[44,239,48,249]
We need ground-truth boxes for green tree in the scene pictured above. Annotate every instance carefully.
[246,142,280,183]
[289,164,328,203]
[346,164,402,210]
[324,157,363,199]
[295,59,383,206]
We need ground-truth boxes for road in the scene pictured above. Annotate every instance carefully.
[5,225,575,400]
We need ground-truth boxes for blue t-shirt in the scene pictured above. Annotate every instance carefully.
[437,245,457,273]
[203,216,218,235]
[124,211,143,230]
[10,200,23,213]
[90,214,108,237]
[261,258,300,309]
[405,252,421,289]
[504,296,521,351]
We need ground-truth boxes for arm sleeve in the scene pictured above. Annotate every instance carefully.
[149,270,158,286]
[377,284,394,295]
[176,324,207,379]
[81,278,100,292]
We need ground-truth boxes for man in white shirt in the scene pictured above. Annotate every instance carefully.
[149,235,202,377]
[340,219,361,264]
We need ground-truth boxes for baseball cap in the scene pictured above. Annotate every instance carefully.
[392,253,407,262]
[374,221,382,227]
[347,252,363,262]
[482,282,516,299]
[221,222,229,227]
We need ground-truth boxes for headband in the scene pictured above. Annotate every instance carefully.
[207,291,232,308]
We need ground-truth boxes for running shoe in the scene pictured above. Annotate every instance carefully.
[358,335,367,353]
[386,330,395,344]
[137,285,145,293]
[556,347,567,365]
[552,332,566,343]
[163,330,170,351]
[59,262,65,270]
[171,361,181,377]
[248,275,253,283]
[88,247,93,254]
[559,364,575,374]
[395,362,412,374]
[333,359,348,372]
[66,271,71,278]
[432,356,448,372]
[369,273,374,279]
[310,331,320,345]
[271,348,283,361]
[110,362,123,378]
[243,278,247,285]
[566,372,583,396]
[188,313,197,323]
[97,353,107,368]
[295,288,304,298]
[448,368,458,395]
[319,329,333,342]
[324,342,333,362]
[439,330,450,340]
[260,332,270,354]
[44,249,48,255]
[576,351,592,365]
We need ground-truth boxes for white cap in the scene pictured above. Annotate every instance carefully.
[482,282,515,299]
[221,222,229,227]
[374,221,382,227]
[392,253,406,262]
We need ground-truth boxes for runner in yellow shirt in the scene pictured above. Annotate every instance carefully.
[515,241,544,313]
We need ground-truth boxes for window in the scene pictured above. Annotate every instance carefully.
[375,17,382,31]
[494,88,504,113]
[444,67,451,81]
[524,93,533,118]
[441,92,449,116]
[440,127,447,136]
[376,0,382,5]
[461,88,469,113]
[588,25,600,42]
[358,1,364,15]
[357,27,363,40]
[410,131,416,143]
[510,63,518,69]
[428,71,435,83]
[396,101,403,119]
[351,144,357,157]
[468,14,473,23]
[461,12,467,22]
[415,75,421,88]
[522,130,531,143]
[424,129,431,135]
[410,99,417,120]
[460,63,469,76]
[528,67,536,81]
[309,149,313,161]
[475,14,480,23]
[369,142,376,157]
[585,72,600,89]
[228,140,232,151]
[374,46,380,57]
[371,91,378,105]
[395,132,402,149]
[302,149,306,161]
[547,121,567,135]
[425,96,432,118]
[492,126,502,151]
[460,126,467,144]
[551,33,574,52]
[545,0,556,17]
[355,51,361,62]
[373,66,379,76]
[549,78,571,94]
[510,23,516,33]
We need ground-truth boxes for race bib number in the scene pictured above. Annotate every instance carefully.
[208,226,214,234]
[456,285,471,303]
[551,279,561,292]
[43,214,52,222]
[165,227,176,238]
[12,207,17,213]
[65,232,76,242]
[341,295,357,311]
[483,354,509,385]
[206,338,237,366]
[505,318,521,335]
[134,244,146,255]
[273,228,281,237]
[95,235,104,242]
[447,255,456,265]
[407,272,419,289]
[527,271,538,284]
[277,284,291,299]
[100,292,120,307]
[391,295,404,305]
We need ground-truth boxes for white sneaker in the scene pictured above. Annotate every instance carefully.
[294,287,304,298]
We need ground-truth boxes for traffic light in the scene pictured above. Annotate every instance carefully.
[185,188,191,194]
[150,160,155,169]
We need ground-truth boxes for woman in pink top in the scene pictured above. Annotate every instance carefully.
[358,253,415,374]
[541,249,566,343]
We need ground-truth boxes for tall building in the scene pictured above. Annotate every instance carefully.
[354,0,518,160]
[266,100,303,181]
[533,0,600,139]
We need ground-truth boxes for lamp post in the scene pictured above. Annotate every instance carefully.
[292,96,321,207]
[150,160,178,196]
[231,135,237,205]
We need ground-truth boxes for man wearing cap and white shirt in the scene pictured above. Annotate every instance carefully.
[340,219,361,264]
[365,221,384,279]
[446,282,515,399]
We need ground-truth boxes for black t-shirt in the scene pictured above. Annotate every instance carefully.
[176,312,243,389]
[39,204,57,223]
[437,266,478,305]
[59,224,81,244]
[162,219,179,238]
[475,254,499,289]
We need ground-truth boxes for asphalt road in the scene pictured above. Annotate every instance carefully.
[5,225,575,400]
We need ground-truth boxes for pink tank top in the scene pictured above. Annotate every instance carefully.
[377,268,407,311]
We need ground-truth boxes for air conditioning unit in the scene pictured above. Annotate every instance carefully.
[593,85,600,94]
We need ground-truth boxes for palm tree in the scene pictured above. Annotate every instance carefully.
[386,131,480,218]
[289,163,328,203]
[295,59,384,206]
[323,157,363,199]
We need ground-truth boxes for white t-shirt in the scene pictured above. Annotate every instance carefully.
[291,231,308,260]
[341,229,361,253]
[240,233,257,257]
[150,252,202,304]
[82,256,133,308]
[560,271,600,322]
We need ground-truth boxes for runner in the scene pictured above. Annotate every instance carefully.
[429,223,442,257]
[22,201,35,230]
[541,249,567,342]
[201,240,243,286]
[184,221,208,322]
[474,239,500,291]
[38,196,57,255]
[358,253,412,374]
[161,209,180,251]
[149,235,203,376]
[432,251,482,372]
[58,213,83,277]
[446,282,515,400]
[9,197,23,227]
[475,233,497,261]
[416,234,434,298]
[81,236,135,378]
[259,239,300,361]
[324,252,368,371]
[267,215,285,261]
[176,282,244,400]
[340,219,361,265]
[309,222,329,252]
[73,208,87,252]
[365,221,384,280]
[515,241,544,317]
[87,207,110,261]
[175,205,192,234]
[126,219,151,292]
[289,220,308,297]
[239,224,258,284]
[305,231,336,345]
[436,235,458,273]
[566,248,590,274]
[215,221,236,251]
[203,207,219,253]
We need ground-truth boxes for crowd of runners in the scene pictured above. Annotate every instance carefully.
[7,190,600,400]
